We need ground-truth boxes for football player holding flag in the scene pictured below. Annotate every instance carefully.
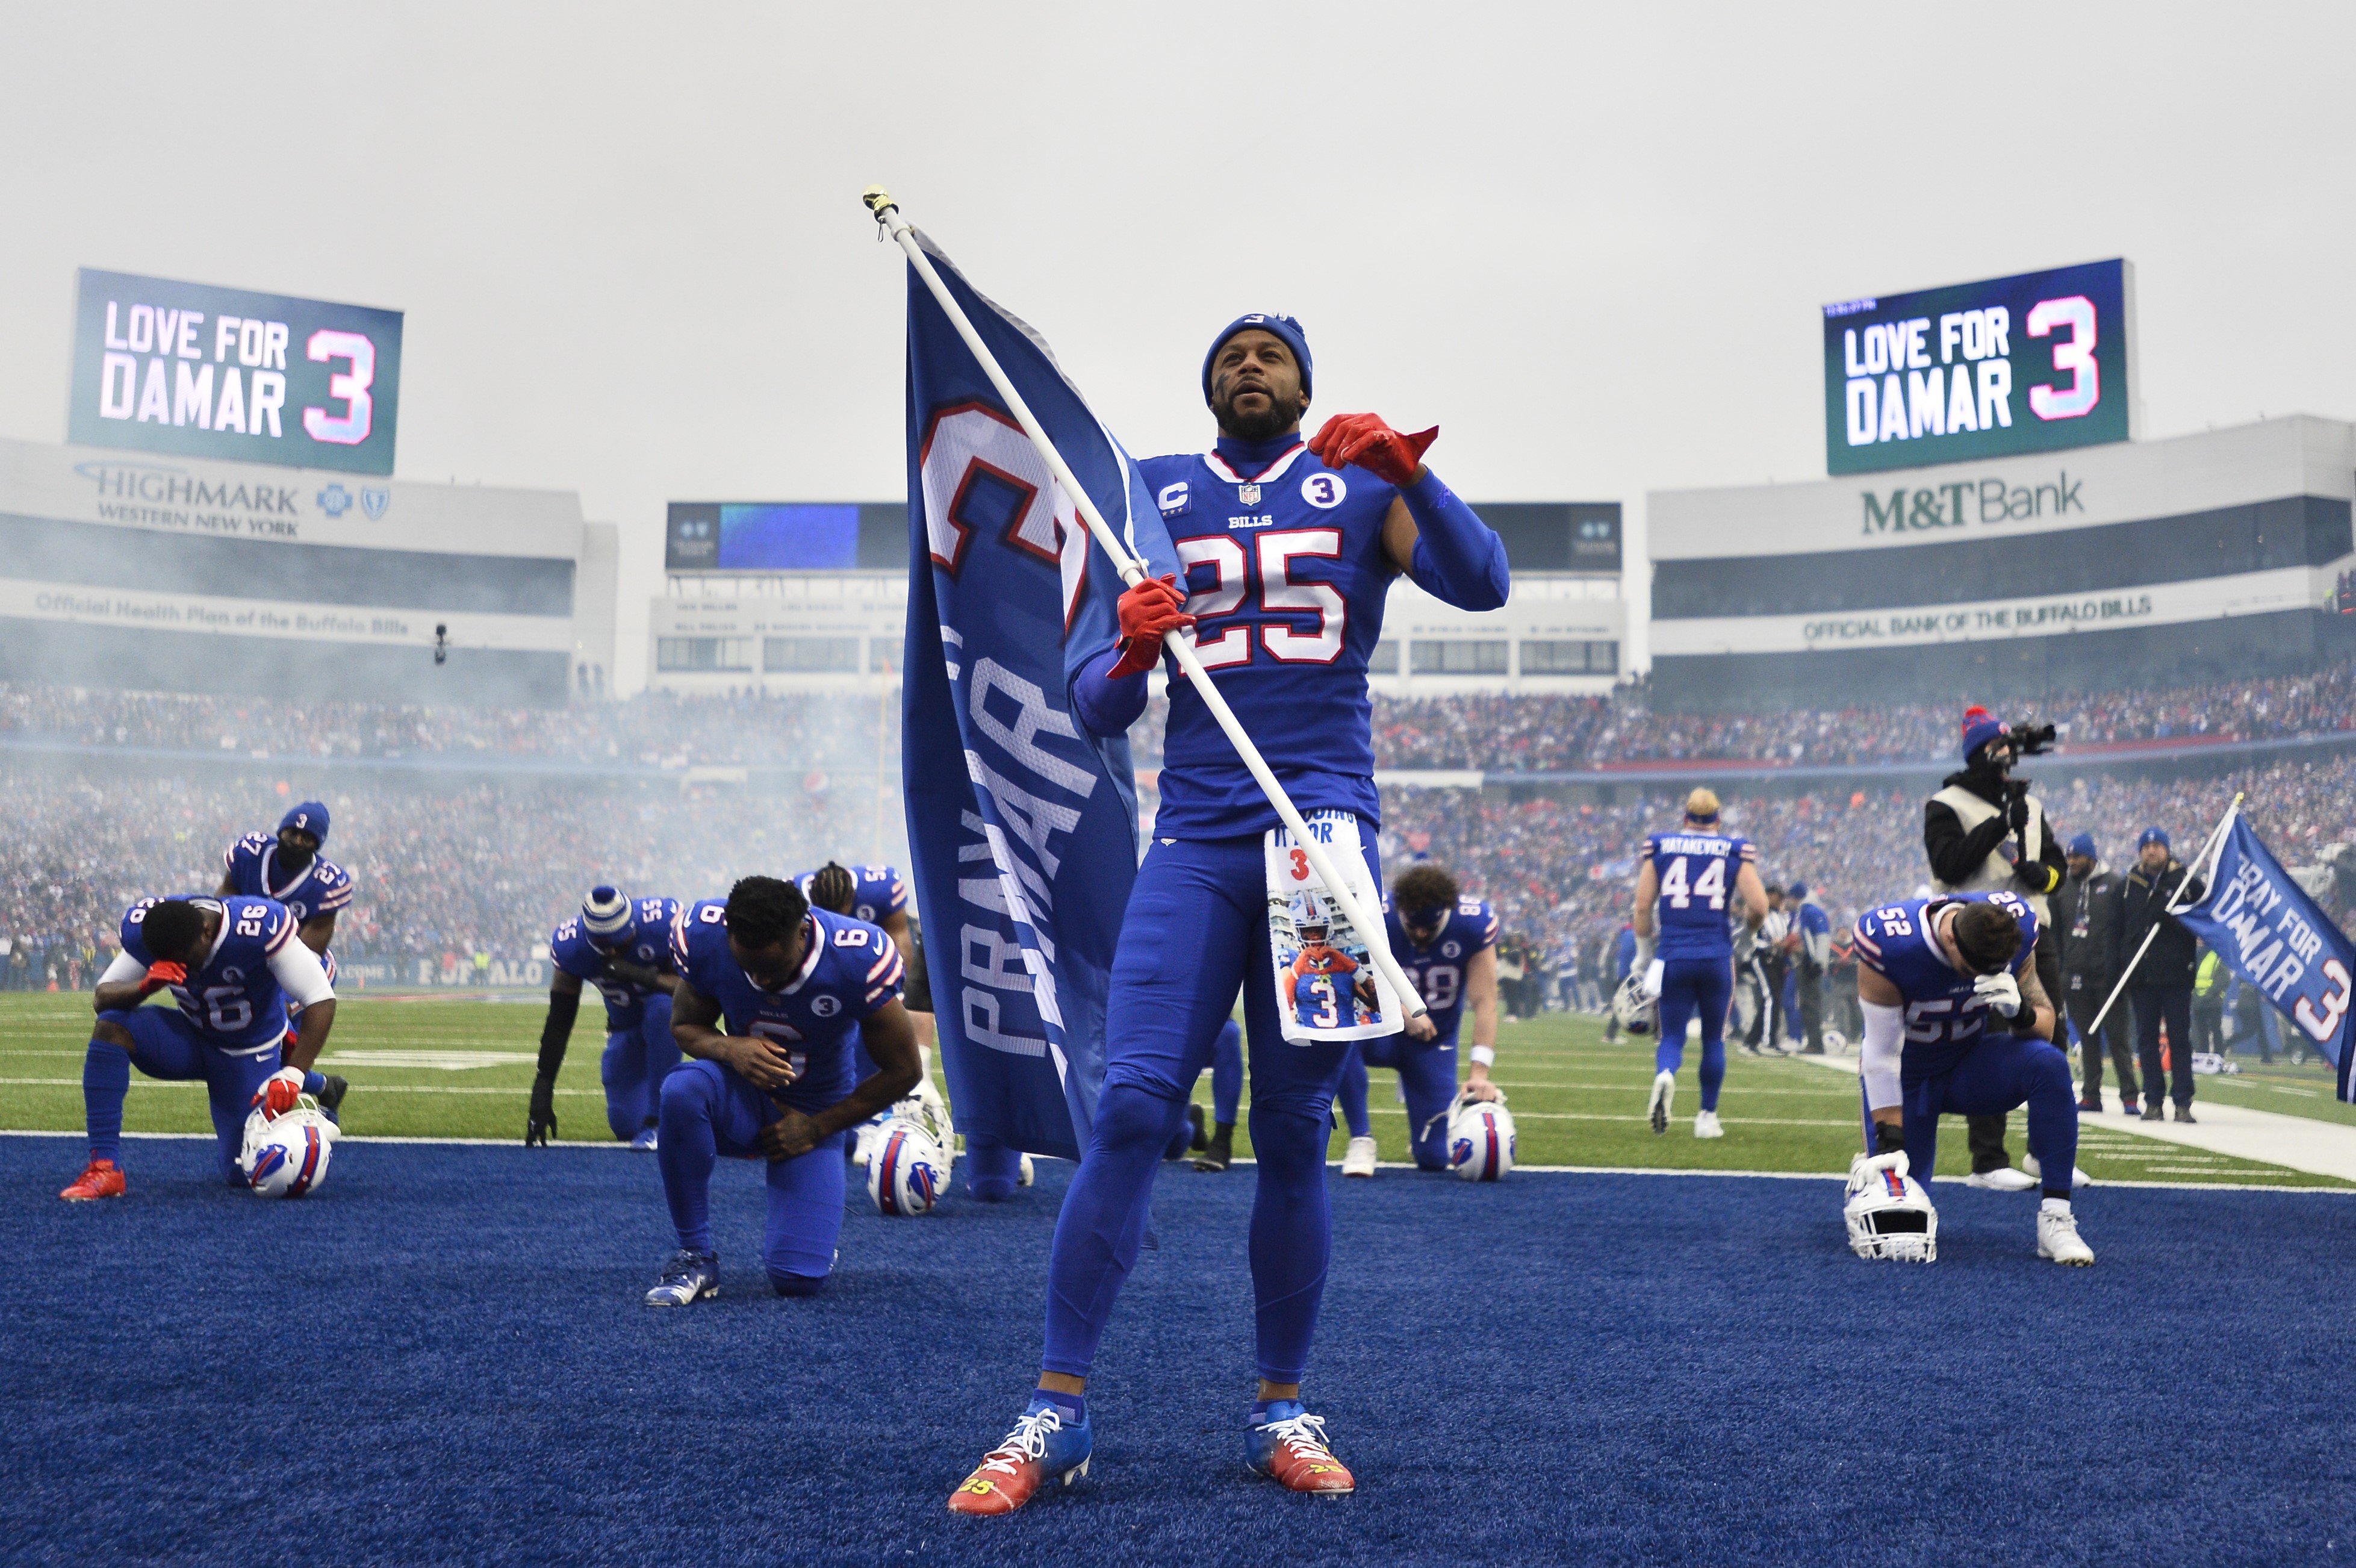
[1336,863,1503,1177]
[1634,789,1768,1139]
[217,800,352,1117]
[60,895,337,1198]
[950,313,1510,1513]
[527,887,682,1150]
[1850,889,2093,1264]
[644,876,921,1304]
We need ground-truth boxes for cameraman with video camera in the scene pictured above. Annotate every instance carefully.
[1923,706,2068,1190]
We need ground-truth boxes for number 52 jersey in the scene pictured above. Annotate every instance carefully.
[1643,830,1758,962]
[1853,892,2040,1081]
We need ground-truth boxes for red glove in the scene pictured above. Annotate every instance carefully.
[1308,413,1438,486]
[253,1066,306,1118]
[140,960,188,996]
[1107,574,1193,679]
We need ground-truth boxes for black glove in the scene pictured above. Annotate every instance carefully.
[1872,1118,1908,1159]
[2006,791,2031,837]
[526,1071,558,1146]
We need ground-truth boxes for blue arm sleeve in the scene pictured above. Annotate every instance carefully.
[1401,470,1511,611]
[1071,644,1151,738]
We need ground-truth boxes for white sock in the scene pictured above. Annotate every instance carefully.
[2040,1196,2071,1217]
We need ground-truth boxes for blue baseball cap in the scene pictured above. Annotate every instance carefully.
[1202,313,1311,405]
[1787,882,1809,900]
[2068,832,2097,860]
[279,801,329,845]
[2139,826,2171,851]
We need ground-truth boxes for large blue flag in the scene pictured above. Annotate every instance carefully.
[2177,813,2356,1102]
[898,232,1178,1161]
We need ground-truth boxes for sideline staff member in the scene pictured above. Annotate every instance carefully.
[1924,706,2066,1190]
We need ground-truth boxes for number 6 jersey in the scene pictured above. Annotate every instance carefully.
[1643,830,1758,962]
[670,900,906,1113]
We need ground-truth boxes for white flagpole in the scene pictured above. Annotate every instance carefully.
[2086,791,2242,1035]
[865,185,1429,1021]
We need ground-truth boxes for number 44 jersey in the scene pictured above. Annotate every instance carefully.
[1643,830,1758,962]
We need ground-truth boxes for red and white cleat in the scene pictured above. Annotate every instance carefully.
[947,1401,1092,1517]
[1245,1404,1357,1495]
[60,1159,126,1201]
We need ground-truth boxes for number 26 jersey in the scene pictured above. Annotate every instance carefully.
[1643,831,1756,962]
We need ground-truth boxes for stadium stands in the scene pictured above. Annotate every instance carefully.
[6,677,2352,986]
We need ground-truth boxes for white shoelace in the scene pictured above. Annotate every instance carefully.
[977,1409,1064,1478]
[1258,1412,1337,1460]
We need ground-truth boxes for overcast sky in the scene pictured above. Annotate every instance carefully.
[4,2,2350,689]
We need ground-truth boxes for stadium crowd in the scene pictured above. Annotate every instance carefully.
[7,677,2355,997]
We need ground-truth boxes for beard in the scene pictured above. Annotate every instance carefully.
[1211,383,1303,441]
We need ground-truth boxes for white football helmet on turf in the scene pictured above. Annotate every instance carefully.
[866,1116,950,1216]
[1844,1150,1937,1262]
[1447,1097,1517,1181]
[1611,975,1656,1037]
[242,1098,337,1198]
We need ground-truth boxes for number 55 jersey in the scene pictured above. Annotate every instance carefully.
[1643,831,1758,962]
[669,901,906,1115]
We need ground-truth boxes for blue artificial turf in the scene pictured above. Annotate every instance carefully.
[4,1134,2352,1566]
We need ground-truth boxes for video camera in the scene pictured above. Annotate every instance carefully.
[2011,721,2058,756]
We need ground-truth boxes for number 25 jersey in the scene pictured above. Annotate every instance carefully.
[1135,441,1401,839]
[1643,831,1756,962]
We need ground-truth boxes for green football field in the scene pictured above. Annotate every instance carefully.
[2,992,2345,1187]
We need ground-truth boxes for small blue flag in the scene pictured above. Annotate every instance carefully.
[898,232,1179,1160]
[2177,814,2356,1102]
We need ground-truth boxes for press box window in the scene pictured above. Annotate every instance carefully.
[656,637,754,672]
[1410,639,1509,674]
[1367,641,1400,674]
[762,636,862,673]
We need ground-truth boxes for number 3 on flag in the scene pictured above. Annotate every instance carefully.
[1290,848,1311,881]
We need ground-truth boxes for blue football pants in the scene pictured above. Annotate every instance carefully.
[87,1007,281,1184]
[656,1057,845,1295]
[1890,1033,2080,1193]
[1337,1034,1460,1170]
[601,994,679,1140]
[1655,957,1733,1113]
[1043,831,1370,1386]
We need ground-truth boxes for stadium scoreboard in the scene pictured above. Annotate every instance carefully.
[666,502,904,571]
[69,268,403,477]
[1824,259,2134,476]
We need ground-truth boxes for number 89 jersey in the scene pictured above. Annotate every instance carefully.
[1852,892,2039,1081]
[1136,443,1402,838]
[1384,897,1499,1044]
[1643,830,1757,962]
[670,900,906,1113]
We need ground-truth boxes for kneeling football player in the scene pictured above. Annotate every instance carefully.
[62,895,337,1198]
[1852,890,2093,1265]
[1335,864,1503,1176]
[527,886,683,1150]
[645,876,921,1304]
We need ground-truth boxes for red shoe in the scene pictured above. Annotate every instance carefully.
[1246,1404,1357,1495]
[946,1402,1091,1516]
[60,1159,126,1201]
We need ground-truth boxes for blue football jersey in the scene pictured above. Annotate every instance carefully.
[1644,830,1757,961]
[1384,897,1499,1042]
[792,865,909,928]
[1131,441,1400,836]
[669,901,906,1114]
[119,894,299,1054]
[1852,893,2040,1081]
[222,832,353,926]
[550,895,681,1029]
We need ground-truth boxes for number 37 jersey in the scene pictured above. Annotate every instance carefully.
[1136,443,1402,838]
[1643,831,1756,962]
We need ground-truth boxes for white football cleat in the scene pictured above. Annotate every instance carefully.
[2037,1200,2095,1265]
[1018,1153,1035,1187]
[1692,1110,1723,1139]
[1964,1165,2039,1191]
[1341,1135,1379,1177]
[1647,1070,1676,1136]
[2020,1153,2092,1188]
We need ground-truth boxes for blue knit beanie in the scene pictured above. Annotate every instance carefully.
[1202,313,1311,405]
